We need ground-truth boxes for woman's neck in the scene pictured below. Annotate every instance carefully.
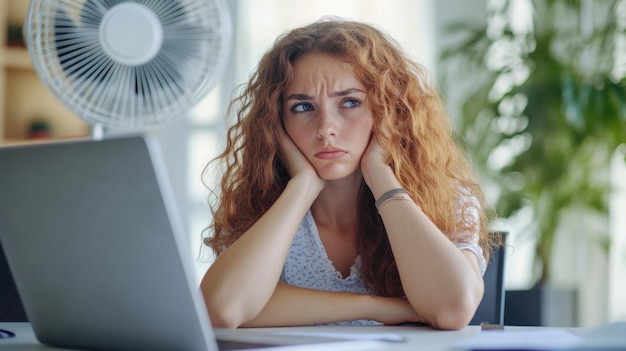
[311,175,363,231]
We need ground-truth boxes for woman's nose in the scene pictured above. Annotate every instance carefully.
[317,107,338,139]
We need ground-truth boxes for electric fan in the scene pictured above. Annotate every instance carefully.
[23,0,231,128]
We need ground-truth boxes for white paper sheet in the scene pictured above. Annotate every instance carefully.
[454,329,584,350]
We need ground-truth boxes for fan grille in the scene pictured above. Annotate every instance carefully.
[25,0,231,127]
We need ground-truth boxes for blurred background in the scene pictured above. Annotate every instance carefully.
[1,0,623,328]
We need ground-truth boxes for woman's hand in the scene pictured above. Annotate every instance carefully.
[361,134,387,167]
[372,296,427,325]
[203,130,325,328]
[360,135,399,197]
[277,127,325,193]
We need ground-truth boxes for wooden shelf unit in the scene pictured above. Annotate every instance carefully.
[0,0,89,146]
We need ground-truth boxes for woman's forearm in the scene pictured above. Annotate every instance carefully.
[201,176,320,328]
[241,282,423,327]
[364,164,483,329]
[379,201,484,329]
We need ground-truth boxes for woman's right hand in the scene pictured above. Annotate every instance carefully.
[277,127,325,194]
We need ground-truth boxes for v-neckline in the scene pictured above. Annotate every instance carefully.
[305,211,360,280]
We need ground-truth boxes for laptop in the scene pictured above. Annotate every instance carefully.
[0,135,385,351]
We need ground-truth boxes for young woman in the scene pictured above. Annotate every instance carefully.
[201,18,497,330]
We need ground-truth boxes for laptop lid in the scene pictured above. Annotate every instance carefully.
[0,135,388,351]
[0,135,216,351]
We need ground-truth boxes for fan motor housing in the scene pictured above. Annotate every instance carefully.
[99,3,163,66]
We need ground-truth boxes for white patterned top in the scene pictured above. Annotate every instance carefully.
[280,209,486,326]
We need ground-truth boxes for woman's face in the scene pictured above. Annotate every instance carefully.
[282,53,374,181]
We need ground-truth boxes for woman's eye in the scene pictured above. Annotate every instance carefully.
[341,98,361,108]
[291,102,314,113]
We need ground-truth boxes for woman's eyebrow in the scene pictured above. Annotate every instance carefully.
[331,88,366,97]
[284,93,312,101]
[284,88,366,101]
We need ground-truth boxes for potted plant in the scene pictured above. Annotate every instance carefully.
[28,118,52,139]
[440,0,626,325]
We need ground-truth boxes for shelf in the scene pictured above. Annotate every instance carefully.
[0,135,90,148]
[4,46,31,70]
[0,0,88,145]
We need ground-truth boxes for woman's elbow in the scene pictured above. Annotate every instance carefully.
[431,288,483,330]
[205,300,246,329]
[210,314,241,329]
[201,286,247,328]
[432,301,476,330]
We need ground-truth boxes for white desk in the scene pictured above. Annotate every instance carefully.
[0,322,600,351]
[219,324,488,350]
[1,322,474,350]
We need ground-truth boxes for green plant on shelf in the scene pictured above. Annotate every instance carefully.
[28,119,51,139]
[7,23,24,47]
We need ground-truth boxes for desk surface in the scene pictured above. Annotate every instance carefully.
[1,322,477,351]
[0,322,618,351]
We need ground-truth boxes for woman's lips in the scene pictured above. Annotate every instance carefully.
[315,147,346,159]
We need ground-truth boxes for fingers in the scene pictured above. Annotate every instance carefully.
[276,127,306,178]
[362,135,387,167]
[276,127,325,194]
[360,135,397,191]
[371,296,423,325]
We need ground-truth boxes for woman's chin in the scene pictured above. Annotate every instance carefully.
[316,166,361,182]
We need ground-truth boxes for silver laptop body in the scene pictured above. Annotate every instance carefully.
[0,135,216,351]
[0,135,385,351]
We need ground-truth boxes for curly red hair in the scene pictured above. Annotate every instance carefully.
[204,18,496,297]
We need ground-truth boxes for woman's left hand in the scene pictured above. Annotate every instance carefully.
[360,135,393,191]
